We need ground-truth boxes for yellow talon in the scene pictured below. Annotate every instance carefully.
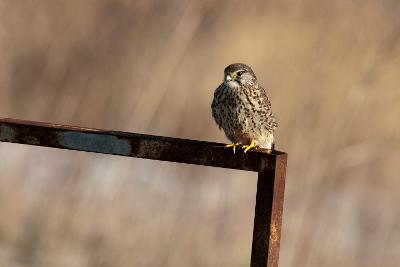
[225,143,240,154]
[242,140,257,153]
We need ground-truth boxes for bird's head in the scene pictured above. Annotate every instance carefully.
[223,63,257,88]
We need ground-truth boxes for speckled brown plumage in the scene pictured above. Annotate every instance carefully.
[211,63,277,151]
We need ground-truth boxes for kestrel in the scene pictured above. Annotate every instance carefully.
[211,63,278,153]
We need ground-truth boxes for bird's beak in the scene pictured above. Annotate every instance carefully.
[224,74,232,83]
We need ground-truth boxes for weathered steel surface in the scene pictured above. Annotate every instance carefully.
[251,153,287,267]
[0,118,284,172]
[0,117,288,267]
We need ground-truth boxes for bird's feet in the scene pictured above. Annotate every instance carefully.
[225,143,241,154]
[242,140,257,153]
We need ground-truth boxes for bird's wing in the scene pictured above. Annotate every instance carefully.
[258,86,278,132]
[211,83,225,129]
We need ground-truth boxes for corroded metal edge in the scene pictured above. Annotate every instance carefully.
[0,118,286,172]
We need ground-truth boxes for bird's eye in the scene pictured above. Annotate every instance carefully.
[237,71,245,77]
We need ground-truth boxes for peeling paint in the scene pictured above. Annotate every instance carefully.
[0,125,16,142]
[57,131,131,155]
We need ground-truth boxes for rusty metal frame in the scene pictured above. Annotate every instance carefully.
[0,118,287,267]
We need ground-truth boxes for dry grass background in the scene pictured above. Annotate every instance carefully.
[0,0,399,266]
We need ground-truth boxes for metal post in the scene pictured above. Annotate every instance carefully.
[0,118,288,266]
[251,153,287,267]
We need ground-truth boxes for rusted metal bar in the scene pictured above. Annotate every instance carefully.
[0,118,284,172]
[251,153,287,267]
[0,117,287,266]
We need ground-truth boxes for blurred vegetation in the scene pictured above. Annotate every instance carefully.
[0,0,399,266]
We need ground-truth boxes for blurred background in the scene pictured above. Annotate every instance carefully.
[0,0,399,266]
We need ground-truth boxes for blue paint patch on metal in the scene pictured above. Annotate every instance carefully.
[0,125,16,142]
[59,132,132,156]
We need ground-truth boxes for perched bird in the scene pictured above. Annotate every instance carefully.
[211,63,278,153]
